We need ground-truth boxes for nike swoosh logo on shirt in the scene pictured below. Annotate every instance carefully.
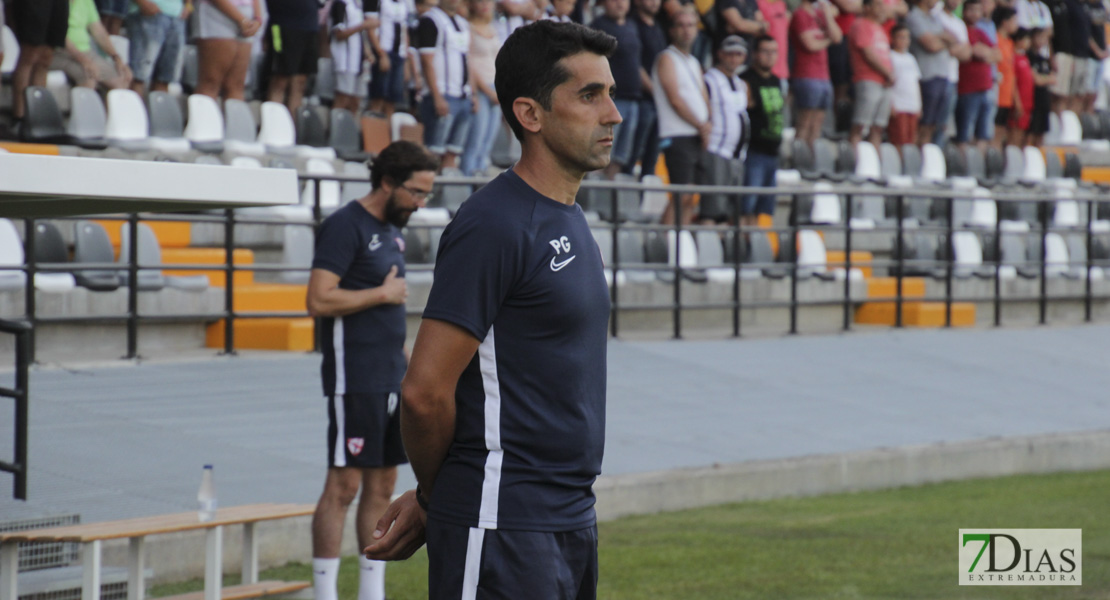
[550,255,576,271]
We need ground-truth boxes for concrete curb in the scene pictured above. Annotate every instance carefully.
[593,429,1110,521]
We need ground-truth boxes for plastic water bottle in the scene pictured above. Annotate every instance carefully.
[197,464,217,522]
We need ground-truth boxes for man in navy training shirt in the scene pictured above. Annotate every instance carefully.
[364,20,617,600]
[306,140,438,600]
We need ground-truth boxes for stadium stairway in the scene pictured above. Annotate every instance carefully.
[855,276,976,327]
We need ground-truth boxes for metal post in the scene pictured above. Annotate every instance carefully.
[944,195,954,327]
[22,220,36,362]
[1039,199,1048,325]
[1085,199,1093,322]
[0,542,18,600]
[843,192,853,331]
[672,218,682,340]
[203,526,223,600]
[127,537,146,600]
[82,540,103,600]
[241,522,259,585]
[223,209,237,355]
[732,205,741,338]
[14,324,28,501]
[895,194,904,328]
[993,204,1002,326]
[789,192,799,335]
[125,215,140,359]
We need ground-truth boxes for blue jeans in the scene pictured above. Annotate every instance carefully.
[611,98,639,167]
[421,95,472,155]
[460,91,502,175]
[126,12,186,84]
[933,80,957,146]
[955,90,992,143]
[742,151,778,216]
[624,98,660,177]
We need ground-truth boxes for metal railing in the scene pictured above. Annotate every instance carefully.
[0,319,31,500]
[4,172,1110,364]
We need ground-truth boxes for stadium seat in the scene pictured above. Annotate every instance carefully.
[893,228,942,277]
[809,138,838,179]
[835,140,855,176]
[695,229,733,284]
[105,89,152,151]
[967,187,997,228]
[66,87,109,149]
[1,26,18,79]
[984,146,1005,181]
[360,111,391,157]
[919,143,946,182]
[489,119,522,169]
[810,181,841,224]
[31,221,77,292]
[300,158,342,210]
[117,223,167,291]
[999,223,1038,279]
[1063,153,1081,179]
[294,105,328,148]
[1052,186,1081,227]
[590,227,618,286]
[1021,147,1046,183]
[224,99,266,156]
[147,91,192,153]
[656,230,705,283]
[259,101,299,155]
[943,144,967,177]
[180,45,198,92]
[946,231,993,279]
[230,155,263,169]
[616,229,656,282]
[748,231,787,278]
[854,141,880,181]
[0,219,28,290]
[1002,145,1024,184]
[1045,112,1061,145]
[1064,233,1104,280]
[193,155,223,165]
[314,58,336,103]
[109,34,130,64]
[639,175,668,222]
[1043,233,1073,278]
[1059,111,1081,146]
[183,94,225,153]
[438,167,472,214]
[1079,111,1101,140]
[390,111,419,142]
[900,144,922,178]
[795,230,835,280]
[1044,151,1063,179]
[965,146,986,181]
[879,143,901,179]
[791,139,815,172]
[279,223,314,284]
[341,160,371,203]
[73,221,122,291]
[21,86,70,144]
[330,108,371,162]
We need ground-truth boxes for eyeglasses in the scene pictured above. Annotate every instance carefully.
[400,185,434,201]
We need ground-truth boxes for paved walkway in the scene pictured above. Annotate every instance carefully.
[2,324,1109,524]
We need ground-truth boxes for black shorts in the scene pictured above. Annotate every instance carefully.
[12,0,69,48]
[662,135,709,186]
[1028,107,1050,135]
[427,519,598,600]
[827,38,852,88]
[266,25,319,76]
[994,106,1012,127]
[326,393,407,468]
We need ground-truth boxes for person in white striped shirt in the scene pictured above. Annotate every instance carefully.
[700,35,750,224]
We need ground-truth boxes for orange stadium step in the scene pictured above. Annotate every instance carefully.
[855,301,975,327]
[232,283,307,312]
[206,318,315,351]
[1081,166,1110,185]
[94,219,193,249]
[159,248,255,286]
[825,250,874,278]
[865,277,926,299]
[0,142,61,155]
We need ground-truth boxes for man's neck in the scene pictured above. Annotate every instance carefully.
[754,67,772,78]
[512,146,585,206]
[714,64,734,76]
[672,43,693,55]
[635,10,655,24]
[358,190,389,222]
[608,13,626,24]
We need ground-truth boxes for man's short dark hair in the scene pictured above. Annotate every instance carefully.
[494,20,617,141]
[891,23,908,37]
[1013,27,1031,42]
[963,0,981,8]
[369,141,438,190]
[752,34,777,54]
[992,5,1016,26]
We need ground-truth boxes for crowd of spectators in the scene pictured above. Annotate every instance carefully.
[2,0,1109,223]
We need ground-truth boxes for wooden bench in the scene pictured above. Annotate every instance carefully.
[0,503,315,600]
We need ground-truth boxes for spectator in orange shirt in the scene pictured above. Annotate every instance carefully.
[992,6,1019,149]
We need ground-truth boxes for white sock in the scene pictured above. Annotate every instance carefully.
[312,557,340,600]
[357,555,386,600]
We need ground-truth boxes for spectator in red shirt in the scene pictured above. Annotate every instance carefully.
[954,0,999,150]
[1009,27,1034,144]
[757,0,791,79]
[789,0,842,149]
[848,0,892,147]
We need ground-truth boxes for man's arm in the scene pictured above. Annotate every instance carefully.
[657,52,711,138]
[860,43,894,84]
[88,19,131,81]
[721,5,767,36]
[363,317,480,561]
[305,266,406,316]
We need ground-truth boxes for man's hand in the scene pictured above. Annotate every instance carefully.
[363,490,427,561]
[697,121,712,149]
[240,18,261,38]
[378,51,392,72]
[434,93,449,117]
[82,56,100,82]
[138,0,162,16]
[379,265,408,304]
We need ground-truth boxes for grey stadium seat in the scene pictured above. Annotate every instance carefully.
[74,221,122,291]
[67,87,109,149]
[21,86,70,144]
[329,108,371,162]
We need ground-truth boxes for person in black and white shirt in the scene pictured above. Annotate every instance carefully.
[415,0,471,169]
[330,0,376,112]
[366,0,409,118]
[701,35,750,224]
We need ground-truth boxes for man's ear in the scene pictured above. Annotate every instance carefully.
[513,97,544,135]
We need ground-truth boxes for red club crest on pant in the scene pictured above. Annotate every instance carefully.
[347,437,364,456]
